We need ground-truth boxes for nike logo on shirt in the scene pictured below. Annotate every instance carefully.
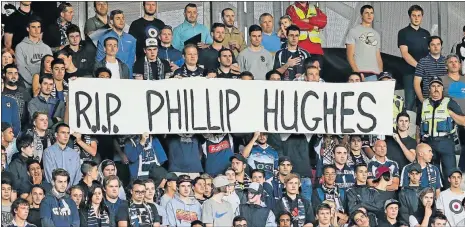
[215,211,227,219]
[30,59,41,64]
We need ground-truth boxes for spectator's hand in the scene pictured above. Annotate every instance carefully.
[170,62,179,71]
[69,76,78,81]
[337,212,349,225]
[230,63,240,72]
[72,132,82,142]
[173,75,183,79]
[197,42,209,49]
[253,131,260,141]
[392,133,401,143]
[425,202,433,217]
[286,56,301,67]
[140,132,149,145]
[121,153,129,164]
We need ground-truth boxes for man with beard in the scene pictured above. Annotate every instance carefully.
[216,49,241,79]
[243,132,279,182]
[418,76,465,187]
[18,159,52,198]
[27,185,46,227]
[96,10,136,77]
[221,8,246,56]
[84,1,109,36]
[199,23,239,73]
[27,74,65,129]
[272,156,293,203]
[2,64,31,129]
[43,3,75,52]
[385,112,417,172]
[7,134,34,192]
[230,154,251,191]
[398,163,422,224]
[346,163,380,227]
[133,38,171,80]
[346,135,371,166]
[40,168,80,227]
[129,1,166,59]
[172,3,212,51]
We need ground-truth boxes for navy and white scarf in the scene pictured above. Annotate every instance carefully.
[143,57,165,80]
[57,18,71,46]
[282,196,305,227]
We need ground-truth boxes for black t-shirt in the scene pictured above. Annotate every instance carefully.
[397,25,431,74]
[216,68,240,79]
[128,18,165,59]
[198,45,237,72]
[4,8,34,49]
[385,135,417,172]
[273,48,311,81]
[116,202,160,227]
[133,57,171,80]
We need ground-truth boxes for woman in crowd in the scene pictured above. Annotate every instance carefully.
[31,54,53,97]
[79,184,113,227]
[410,187,438,227]
[1,50,14,69]
[69,185,85,210]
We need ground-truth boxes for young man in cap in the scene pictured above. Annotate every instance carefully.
[398,163,423,224]
[236,182,277,226]
[418,76,465,188]
[372,165,396,204]
[160,173,178,208]
[166,176,202,226]
[436,168,465,226]
[274,173,314,227]
[400,143,441,196]
[230,154,251,190]
[133,38,171,80]
[97,159,126,200]
[272,156,293,202]
[251,169,275,209]
[201,175,235,227]
[242,131,279,183]
[378,199,405,227]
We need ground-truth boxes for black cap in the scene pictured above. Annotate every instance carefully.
[166,173,178,182]
[429,76,443,87]
[230,154,247,164]
[1,122,12,132]
[449,168,463,178]
[177,175,192,185]
[378,72,393,81]
[408,163,422,173]
[278,156,292,165]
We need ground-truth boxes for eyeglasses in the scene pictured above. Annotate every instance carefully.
[133,190,146,195]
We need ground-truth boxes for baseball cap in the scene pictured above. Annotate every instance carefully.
[1,122,12,132]
[230,154,247,164]
[177,175,191,185]
[213,175,230,188]
[166,173,178,182]
[378,72,393,81]
[429,76,443,87]
[448,168,463,178]
[144,38,158,48]
[408,163,422,173]
[247,182,263,195]
[279,156,292,165]
[384,199,400,210]
[375,166,390,179]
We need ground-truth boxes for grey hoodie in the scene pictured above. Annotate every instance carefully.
[166,195,202,227]
[97,159,127,200]
[15,37,52,87]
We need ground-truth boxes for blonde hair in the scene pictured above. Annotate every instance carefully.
[284,173,300,184]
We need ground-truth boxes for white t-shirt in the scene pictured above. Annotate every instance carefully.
[436,189,465,226]
[106,61,121,79]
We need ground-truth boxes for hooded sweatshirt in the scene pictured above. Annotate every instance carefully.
[40,188,80,227]
[166,195,202,227]
[15,37,52,87]
[97,159,127,200]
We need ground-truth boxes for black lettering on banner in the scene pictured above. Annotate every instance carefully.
[357,92,377,133]
[264,89,278,131]
[340,92,355,133]
[93,93,100,133]
[225,89,240,131]
[219,90,225,131]
[183,89,189,131]
[166,90,181,132]
[104,93,121,134]
[323,92,337,134]
[75,91,92,130]
[205,89,220,130]
[301,91,321,131]
[280,91,298,131]
[190,89,207,131]
[146,90,164,132]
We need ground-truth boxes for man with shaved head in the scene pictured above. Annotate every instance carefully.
[367,140,400,191]
[400,143,442,197]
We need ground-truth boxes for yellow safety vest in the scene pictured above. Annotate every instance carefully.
[393,95,405,129]
[421,97,456,137]
[292,5,322,44]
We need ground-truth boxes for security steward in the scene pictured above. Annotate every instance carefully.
[418,76,465,188]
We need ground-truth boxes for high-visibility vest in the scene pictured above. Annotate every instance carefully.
[393,94,404,129]
[420,97,456,137]
[292,4,322,44]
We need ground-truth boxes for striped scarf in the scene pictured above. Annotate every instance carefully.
[57,18,71,46]
[27,128,54,163]
[282,196,305,227]
[87,206,111,227]
[51,80,69,102]
[143,57,165,80]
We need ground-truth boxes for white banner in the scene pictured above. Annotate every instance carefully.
[68,78,395,135]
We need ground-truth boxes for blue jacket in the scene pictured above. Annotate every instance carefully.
[172,20,213,51]
[43,143,82,187]
[158,45,184,67]
[125,136,167,180]
[40,193,80,227]
[96,30,136,78]
[1,95,20,136]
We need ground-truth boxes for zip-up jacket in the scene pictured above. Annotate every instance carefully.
[157,45,184,67]
[94,58,130,79]
[63,40,96,77]
[96,30,136,77]
[398,186,421,224]
[7,154,32,191]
